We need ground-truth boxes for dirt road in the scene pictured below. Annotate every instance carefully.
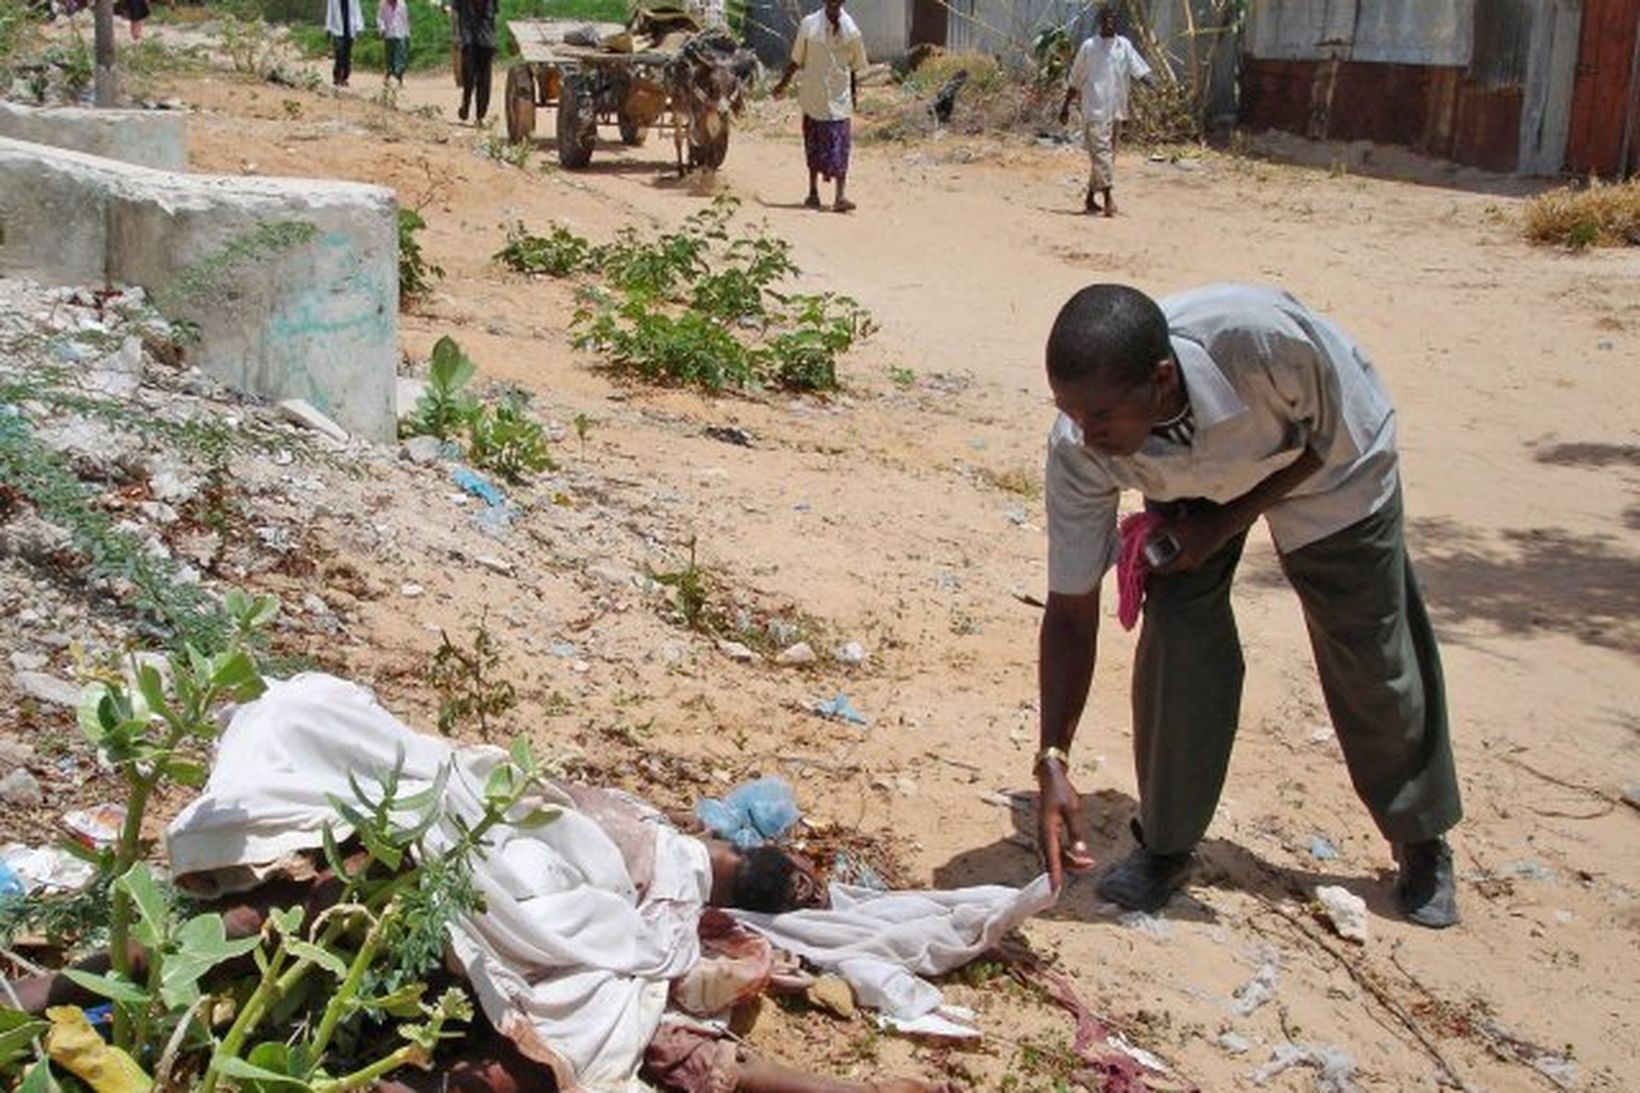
[172,61,1640,1091]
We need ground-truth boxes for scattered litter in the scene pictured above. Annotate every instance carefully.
[451,466,507,507]
[1231,953,1280,1016]
[63,804,126,849]
[0,843,96,893]
[1251,1043,1358,1091]
[813,693,869,726]
[475,555,514,577]
[775,642,816,666]
[1309,835,1339,861]
[1309,727,1335,745]
[832,849,887,890]
[833,641,867,666]
[1314,885,1369,944]
[400,582,425,598]
[0,861,21,901]
[704,425,755,447]
[716,639,756,662]
[1108,1033,1172,1074]
[696,777,800,849]
[547,641,579,658]
[1218,1030,1251,1055]
[0,769,42,807]
[876,1004,980,1039]
[1530,1051,1578,1089]
[1504,859,1555,882]
[1119,910,1172,941]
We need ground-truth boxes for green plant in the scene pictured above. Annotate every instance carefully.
[467,395,556,484]
[889,366,917,388]
[427,614,518,740]
[649,536,716,635]
[483,134,534,169]
[495,222,597,278]
[398,207,444,304]
[402,336,477,441]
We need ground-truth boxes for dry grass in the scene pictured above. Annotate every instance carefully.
[859,49,1058,145]
[1522,178,1640,249]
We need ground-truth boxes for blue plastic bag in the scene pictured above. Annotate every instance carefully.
[695,777,801,849]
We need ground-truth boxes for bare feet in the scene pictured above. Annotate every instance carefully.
[1103,200,1116,218]
[803,194,822,209]
[833,198,856,213]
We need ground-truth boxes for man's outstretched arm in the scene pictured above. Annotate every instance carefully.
[1037,587,1102,887]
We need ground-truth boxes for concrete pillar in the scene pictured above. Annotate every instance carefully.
[0,137,398,442]
[0,100,187,171]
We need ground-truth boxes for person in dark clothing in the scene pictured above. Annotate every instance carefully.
[327,0,364,87]
[452,0,499,123]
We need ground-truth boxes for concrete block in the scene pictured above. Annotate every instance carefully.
[0,100,186,171]
[0,137,398,442]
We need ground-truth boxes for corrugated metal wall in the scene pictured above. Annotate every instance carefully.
[744,1,909,67]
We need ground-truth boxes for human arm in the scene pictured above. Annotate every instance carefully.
[1037,589,1101,888]
[1154,447,1324,573]
[1059,41,1087,124]
[771,59,799,97]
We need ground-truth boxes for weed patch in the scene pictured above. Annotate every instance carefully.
[1522,178,1640,249]
[500,197,873,393]
[398,206,444,305]
[401,336,557,483]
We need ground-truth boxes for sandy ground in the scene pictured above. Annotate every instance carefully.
[69,36,1640,1092]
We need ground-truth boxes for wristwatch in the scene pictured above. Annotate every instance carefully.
[1035,746,1070,773]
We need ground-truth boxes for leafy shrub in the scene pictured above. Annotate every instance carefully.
[399,206,444,304]
[496,222,597,277]
[540,198,873,393]
[403,335,477,441]
[467,395,556,484]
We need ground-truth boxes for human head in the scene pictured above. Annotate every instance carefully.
[1045,284,1178,456]
[708,842,829,912]
[824,0,844,28]
[1097,5,1117,36]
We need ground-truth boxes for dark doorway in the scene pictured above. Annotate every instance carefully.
[1566,0,1640,177]
[910,0,948,47]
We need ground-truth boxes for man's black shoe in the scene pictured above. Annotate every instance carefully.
[1095,847,1191,912]
[1395,837,1459,928]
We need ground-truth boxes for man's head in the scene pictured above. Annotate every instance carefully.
[1097,5,1118,37]
[1045,283,1178,456]
[824,0,844,28]
[708,842,829,913]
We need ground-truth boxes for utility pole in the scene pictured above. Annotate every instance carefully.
[93,0,117,106]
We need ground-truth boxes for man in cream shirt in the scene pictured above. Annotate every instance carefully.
[1034,283,1462,929]
[772,0,869,212]
[1059,5,1152,216]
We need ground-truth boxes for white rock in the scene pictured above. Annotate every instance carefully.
[0,734,37,767]
[775,642,817,666]
[278,399,351,444]
[587,562,637,587]
[400,582,425,598]
[9,652,47,673]
[0,768,43,807]
[149,468,201,505]
[138,501,179,525]
[833,641,867,666]
[14,671,82,708]
[1218,1031,1251,1055]
[401,435,444,465]
[716,640,756,662]
[476,555,514,577]
[1315,884,1369,944]
[301,592,332,616]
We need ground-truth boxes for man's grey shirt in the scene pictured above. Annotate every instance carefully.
[1046,284,1400,595]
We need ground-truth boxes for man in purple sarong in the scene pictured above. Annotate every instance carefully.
[772,0,868,213]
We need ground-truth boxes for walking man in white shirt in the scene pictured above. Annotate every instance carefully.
[1034,283,1462,929]
[771,0,869,213]
[1059,6,1151,216]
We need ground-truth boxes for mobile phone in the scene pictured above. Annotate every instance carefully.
[1142,532,1181,569]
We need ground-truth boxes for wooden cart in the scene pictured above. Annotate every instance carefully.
[502,19,681,170]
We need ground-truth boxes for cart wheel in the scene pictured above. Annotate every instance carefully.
[617,109,648,146]
[556,76,597,169]
[505,66,536,143]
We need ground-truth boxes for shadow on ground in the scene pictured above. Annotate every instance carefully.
[933,787,1401,925]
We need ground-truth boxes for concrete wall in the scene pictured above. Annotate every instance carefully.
[0,137,397,442]
[0,101,187,172]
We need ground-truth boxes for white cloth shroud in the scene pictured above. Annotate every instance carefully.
[166,673,1055,1087]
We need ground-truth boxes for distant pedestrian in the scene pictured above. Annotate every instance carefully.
[1059,5,1151,216]
[326,0,365,87]
[378,0,412,87]
[120,0,149,41]
[771,0,868,213]
[452,0,499,124]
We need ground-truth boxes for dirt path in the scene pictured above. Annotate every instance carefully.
[169,60,1640,1092]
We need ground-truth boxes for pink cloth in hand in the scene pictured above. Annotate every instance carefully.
[1115,511,1165,631]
